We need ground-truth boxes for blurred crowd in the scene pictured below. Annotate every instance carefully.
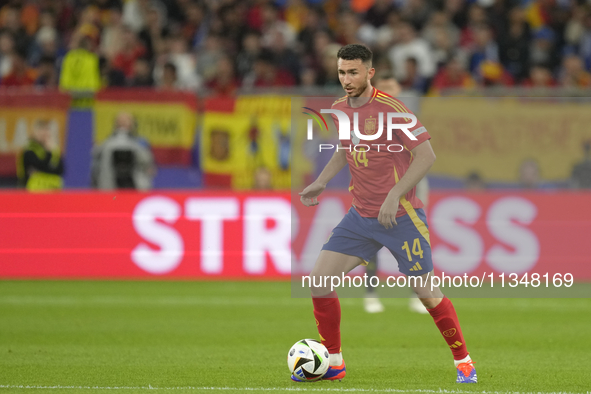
[0,0,590,95]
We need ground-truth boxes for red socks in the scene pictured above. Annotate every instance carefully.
[312,293,468,361]
[312,291,341,354]
[427,297,469,360]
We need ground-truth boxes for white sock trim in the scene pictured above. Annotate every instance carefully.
[329,352,343,366]
[454,355,472,367]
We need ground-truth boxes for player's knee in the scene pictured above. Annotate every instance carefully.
[411,280,443,300]
[307,268,331,296]
[310,284,332,298]
[418,297,442,309]
[412,285,431,299]
[309,275,335,297]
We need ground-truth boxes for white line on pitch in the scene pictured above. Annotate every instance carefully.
[0,385,586,394]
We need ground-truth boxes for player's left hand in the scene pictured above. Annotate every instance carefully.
[299,181,326,207]
[378,194,399,229]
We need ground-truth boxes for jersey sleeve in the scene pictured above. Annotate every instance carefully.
[402,119,430,151]
[390,100,430,151]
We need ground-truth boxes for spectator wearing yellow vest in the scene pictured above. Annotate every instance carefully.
[59,35,100,92]
[17,120,64,192]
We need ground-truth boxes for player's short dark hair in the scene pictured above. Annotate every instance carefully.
[337,44,373,67]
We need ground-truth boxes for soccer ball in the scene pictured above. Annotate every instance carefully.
[287,339,329,381]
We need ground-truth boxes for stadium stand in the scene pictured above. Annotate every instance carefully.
[0,0,588,93]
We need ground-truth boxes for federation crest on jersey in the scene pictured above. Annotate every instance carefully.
[365,117,377,135]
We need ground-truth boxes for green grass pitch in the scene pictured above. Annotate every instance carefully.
[0,281,590,393]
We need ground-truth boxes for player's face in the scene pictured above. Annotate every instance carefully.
[337,59,375,97]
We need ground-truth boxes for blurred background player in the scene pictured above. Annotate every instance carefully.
[91,112,155,190]
[17,119,64,192]
[363,72,428,315]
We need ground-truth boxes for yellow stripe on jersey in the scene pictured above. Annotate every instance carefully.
[369,87,378,103]
[348,184,354,191]
[377,94,407,109]
[376,97,410,122]
[377,94,409,115]
[374,98,411,122]
[393,166,431,246]
[377,93,401,101]
[377,93,397,101]
[333,96,347,106]
[377,93,402,101]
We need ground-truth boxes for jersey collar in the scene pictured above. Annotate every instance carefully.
[346,87,378,109]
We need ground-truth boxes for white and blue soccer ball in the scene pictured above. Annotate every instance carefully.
[287,339,329,381]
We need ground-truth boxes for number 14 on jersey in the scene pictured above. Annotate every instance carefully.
[350,150,368,167]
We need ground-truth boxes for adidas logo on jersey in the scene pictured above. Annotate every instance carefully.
[409,262,423,272]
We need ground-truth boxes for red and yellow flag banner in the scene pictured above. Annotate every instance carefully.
[94,89,198,165]
[201,96,294,189]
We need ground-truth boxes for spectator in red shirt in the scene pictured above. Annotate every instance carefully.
[521,64,556,87]
[430,56,476,93]
[1,52,36,87]
[112,26,146,78]
[206,56,239,97]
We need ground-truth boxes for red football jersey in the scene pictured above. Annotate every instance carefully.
[330,88,431,218]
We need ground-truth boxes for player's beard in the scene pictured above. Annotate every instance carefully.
[345,79,369,98]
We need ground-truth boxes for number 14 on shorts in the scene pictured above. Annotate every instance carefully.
[402,238,424,260]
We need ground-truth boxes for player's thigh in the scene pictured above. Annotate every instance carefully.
[309,251,364,297]
[310,250,364,279]
[311,208,381,296]
[321,208,381,263]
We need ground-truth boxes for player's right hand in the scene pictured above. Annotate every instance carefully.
[378,194,400,229]
[299,182,326,207]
